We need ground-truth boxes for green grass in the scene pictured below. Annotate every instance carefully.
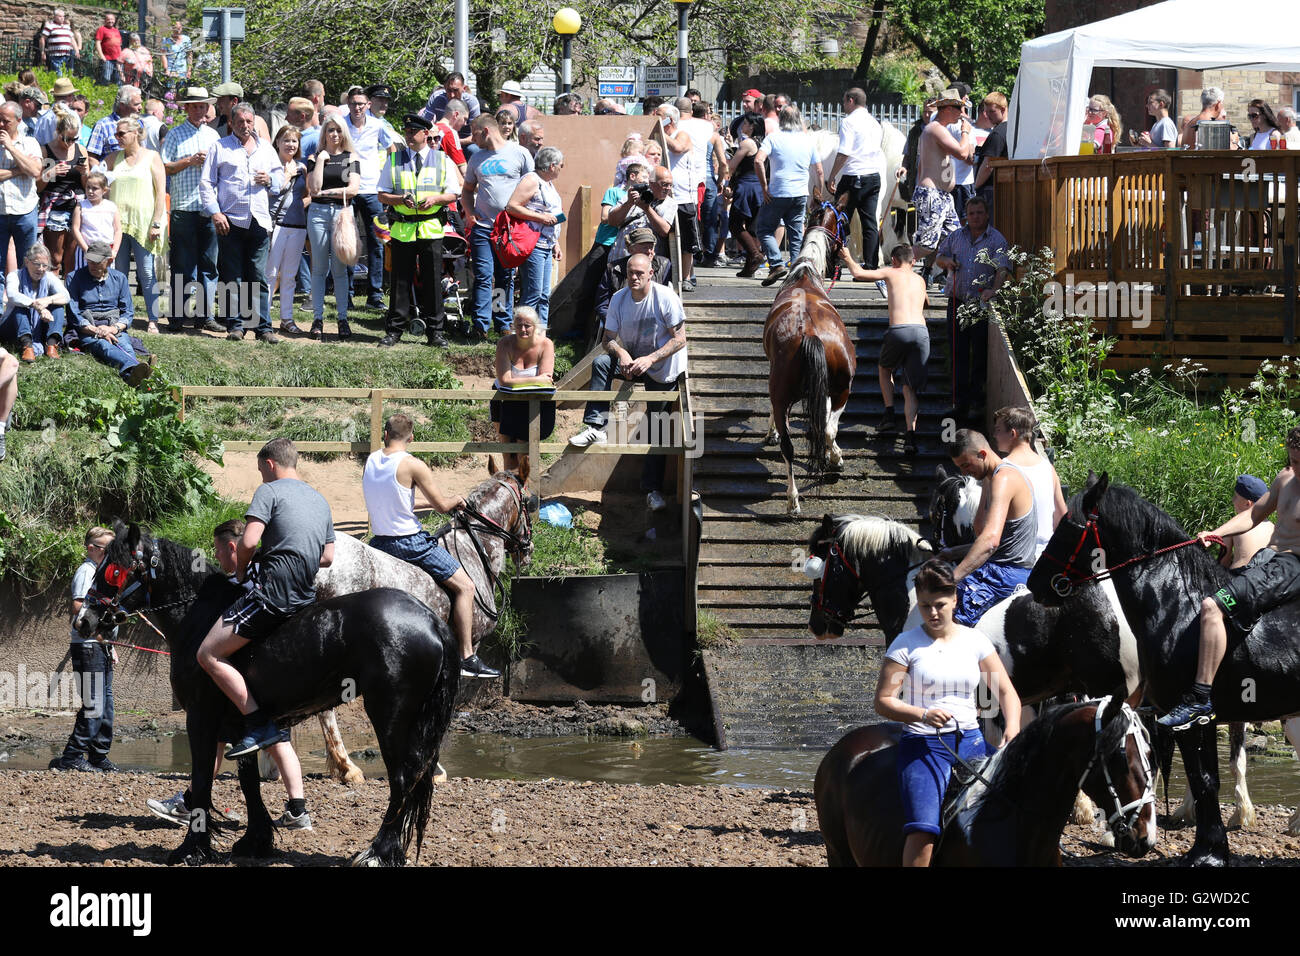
[695,609,740,650]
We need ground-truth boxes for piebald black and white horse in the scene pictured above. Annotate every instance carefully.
[815,696,1158,865]
[1030,473,1300,865]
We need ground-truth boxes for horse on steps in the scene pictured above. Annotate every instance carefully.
[763,199,856,516]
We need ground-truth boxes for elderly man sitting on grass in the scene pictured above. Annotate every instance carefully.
[66,240,152,388]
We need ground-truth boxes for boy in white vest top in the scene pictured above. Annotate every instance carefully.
[362,413,499,678]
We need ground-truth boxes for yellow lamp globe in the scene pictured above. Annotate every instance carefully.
[553,8,582,34]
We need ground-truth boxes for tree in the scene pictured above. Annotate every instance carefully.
[217,0,860,112]
[854,0,1044,94]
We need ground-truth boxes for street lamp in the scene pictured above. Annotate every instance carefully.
[554,8,581,95]
[675,0,693,98]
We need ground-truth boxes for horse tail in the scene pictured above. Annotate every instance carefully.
[800,334,830,470]
[401,628,461,863]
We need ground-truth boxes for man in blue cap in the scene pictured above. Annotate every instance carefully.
[1159,433,1300,731]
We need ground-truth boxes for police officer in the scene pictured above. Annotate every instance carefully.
[377,113,462,347]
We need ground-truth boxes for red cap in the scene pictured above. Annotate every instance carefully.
[742,88,763,100]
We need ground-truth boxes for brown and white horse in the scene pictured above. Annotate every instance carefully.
[763,199,857,515]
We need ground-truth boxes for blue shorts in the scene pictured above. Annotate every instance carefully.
[897,728,989,836]
[954,561,1030,627]
[370,530,461,583]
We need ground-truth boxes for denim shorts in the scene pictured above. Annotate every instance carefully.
[370,530,461,582]
[46,208,73,232]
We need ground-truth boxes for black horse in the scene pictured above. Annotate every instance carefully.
[814,696,1158,865]
[1028,473,1300,866]
[75,502,497,865]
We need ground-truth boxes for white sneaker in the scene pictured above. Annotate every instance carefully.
[876,279,889,299]
[646,491,667,512]
[570,426,608,447]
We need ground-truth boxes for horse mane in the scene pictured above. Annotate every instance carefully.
[781,224,833,291]
[819,514,926,567]
[1087,481,1227,595]
[968,699,1099,805]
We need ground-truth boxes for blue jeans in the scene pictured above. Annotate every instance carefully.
[79,329,142,381]
[100,59,122,85]
[168,209,218,327]
[756,195,807,268]
[701,179,720,253]
[351,193,384,299]
[62,642,115,762]
[307,202,350,328]
[116,233,160,325]
[469,221,515,333]
[47,54,73,76]
[0,304,66,346]
[0,210,38,268]
[216,219,271,334]
[517,241,554,326]
[582,353,679,493]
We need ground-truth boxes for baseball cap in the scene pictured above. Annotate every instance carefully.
[627,228,656,246]
[742,88,763,99]
[85,241,114,263]
[1235,474,1269,502]
[212,82,244,98]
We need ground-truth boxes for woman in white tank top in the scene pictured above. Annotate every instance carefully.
[492,306,556,470]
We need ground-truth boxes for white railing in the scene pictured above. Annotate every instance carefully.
[714,100,919,133]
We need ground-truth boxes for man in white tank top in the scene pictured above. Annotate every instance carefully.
[993,406,1067,560]
[362,414,498,679]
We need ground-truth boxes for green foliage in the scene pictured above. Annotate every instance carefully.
[695,609,739,649]
[0,69,116,128]
[529,508,608,576]
[886,0,1044,93]
[987,246,1300,533]
[867,55,928,106]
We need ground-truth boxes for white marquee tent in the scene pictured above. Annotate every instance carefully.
[1007,0,1300,159]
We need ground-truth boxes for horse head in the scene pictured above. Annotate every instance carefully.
[929,464,981,549]
[1027,471,1112,605]
[75,520,160,639]
[1076,693,1158,857]
[806,513,933,639]
[467,455,533,569]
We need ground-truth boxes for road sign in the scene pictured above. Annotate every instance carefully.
[599,81,636,98]
[643,64,692,84]
[201,7,245,41]
[599,66,636,82]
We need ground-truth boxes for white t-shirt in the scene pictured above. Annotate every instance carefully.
[836,106,884,178]
[885,625,995,735]
[70,559,117,644]
[946,121,981,185]
[344,114,396,194]
[604,282,687,384]
[78,198,119,246]
[674,117,712,204]
[1286,128,1300,149]
[1149,116,1179,147]
[0,133,42,215]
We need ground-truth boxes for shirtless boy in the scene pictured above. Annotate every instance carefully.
[1158,429,1300,730]
[911,88,973,280]
[839,242,929,454]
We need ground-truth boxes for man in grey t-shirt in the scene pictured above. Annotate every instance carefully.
[460,114,534,338]
[199,438,336,759]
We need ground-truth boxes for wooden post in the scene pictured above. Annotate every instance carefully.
[528,398,541,517]
[369,389,384,452]
[1163,153,1178,340]
[176,386,185,423]
[1285,155,1298,345]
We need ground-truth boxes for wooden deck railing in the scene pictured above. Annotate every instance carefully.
[990,151,1300,385]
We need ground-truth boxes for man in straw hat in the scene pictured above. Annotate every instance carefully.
[497,80,543,126]
[34,77,78,147]
[161,87,223,332]
[910,87,972,268]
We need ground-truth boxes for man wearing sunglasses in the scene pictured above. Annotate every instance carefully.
[50,527,120,773]
[343,85,397,310]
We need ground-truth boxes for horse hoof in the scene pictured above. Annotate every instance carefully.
[434,762,448,785]
[787,503,802,516]
[763,432,778,446]
[1228,804,1257,829]
[343,768,365,786]
[168,841,218,867]
[1096,831,1116,848]
[1186,846,1229,868]
[232,833,275,859]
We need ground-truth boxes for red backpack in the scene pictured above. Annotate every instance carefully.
[489,210,539,268]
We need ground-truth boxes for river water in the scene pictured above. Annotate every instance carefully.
[1,728,1295,803]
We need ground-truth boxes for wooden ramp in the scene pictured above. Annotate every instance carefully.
[688,267,950,749]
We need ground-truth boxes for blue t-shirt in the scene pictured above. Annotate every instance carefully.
[595,186,625,246]
[758,130,821,198]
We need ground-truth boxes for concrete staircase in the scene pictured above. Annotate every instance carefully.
[688,271,950,749]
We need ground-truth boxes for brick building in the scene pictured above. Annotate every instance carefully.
[1047,0,1298,140]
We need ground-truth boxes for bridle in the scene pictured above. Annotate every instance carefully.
[1039,506,1221,598]
[447,472,532,622]
[804,200,850,253]
[82,540,194,634]
[805,539,863,628]
[1074,696,1156,843]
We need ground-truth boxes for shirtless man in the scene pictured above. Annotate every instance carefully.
[911,88,973,278]
[362,413,499,679]
[1158,447,1300,731]
[838,243,929,454]
[942,429,1038,627]
[992,406,1067,560]
[1220,474,1274,571]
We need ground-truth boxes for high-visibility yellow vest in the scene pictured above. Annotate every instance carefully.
[387,147,450,242]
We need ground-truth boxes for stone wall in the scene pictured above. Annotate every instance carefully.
[1,0,186,56]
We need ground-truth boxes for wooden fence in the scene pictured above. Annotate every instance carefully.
[991,151,1300,387]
